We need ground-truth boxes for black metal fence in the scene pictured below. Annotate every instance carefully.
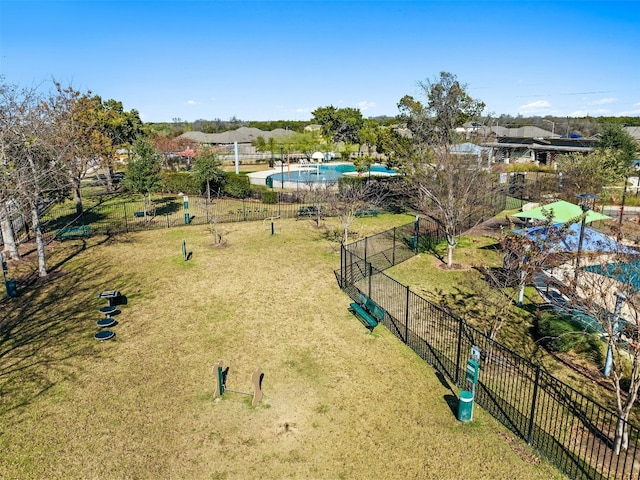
[338,221,640,480]
[34,192,322,242]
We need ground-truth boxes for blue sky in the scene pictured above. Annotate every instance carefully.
[2,0,639,123]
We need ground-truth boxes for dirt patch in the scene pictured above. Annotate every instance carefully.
[464,216,512,239]
[436,263,471,271]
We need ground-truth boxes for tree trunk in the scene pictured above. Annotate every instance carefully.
[447,243,454,267]
[72,176,83,215]
[31,206,47,277]
[105,165,113,192]
[206,181,211,201]
[0,203,20,260]
[614,415,628,455]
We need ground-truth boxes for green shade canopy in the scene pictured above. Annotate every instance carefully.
[512,200,611,224]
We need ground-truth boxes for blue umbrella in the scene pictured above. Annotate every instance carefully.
[513,223,635,253]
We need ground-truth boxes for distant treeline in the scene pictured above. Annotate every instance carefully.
[145,114,640,139]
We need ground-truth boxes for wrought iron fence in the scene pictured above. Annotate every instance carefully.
[34,193,322,242]
[338,222,640,480]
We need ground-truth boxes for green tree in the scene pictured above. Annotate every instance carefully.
[125,136,163,218]
[192,148,225,200]
[312,105,365,146]
[96,99,143,192]
[597,123,638,175]
[376,126,413,172]
[398,72,488,267]
[556,150,623,200]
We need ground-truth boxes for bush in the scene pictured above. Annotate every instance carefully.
[162,172,202,195]
[535,312,597,353]
[261,190,278,204]
[223,173,251,198]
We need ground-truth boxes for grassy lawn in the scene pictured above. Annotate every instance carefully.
[0,215,564,479]
[386,233,628,414]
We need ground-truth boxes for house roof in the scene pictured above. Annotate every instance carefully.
[625,126,640,141]
[178,127,296,145]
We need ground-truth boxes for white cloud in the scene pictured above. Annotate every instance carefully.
[519,100,551,111]
[357,101,376,111]
[589,97,617,106]
[295,107,310,113]
[616,108,640,116]
[186,100,197,105]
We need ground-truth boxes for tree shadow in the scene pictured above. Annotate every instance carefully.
[0,235,124,422]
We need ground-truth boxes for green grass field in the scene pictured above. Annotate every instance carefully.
[0,215,564,479]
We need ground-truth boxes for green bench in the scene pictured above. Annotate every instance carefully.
[349,292,385,329]
[355,207,379,217]
[55,225,90,240]
[133,211,146,218]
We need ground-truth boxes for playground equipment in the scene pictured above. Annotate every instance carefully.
[212,359,264,407]
[182,240,190,261]
[183,195,191,224]
[263,216,280,235]
[95,290,126,341]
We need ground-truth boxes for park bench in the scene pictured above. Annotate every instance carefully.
[133,211,146,218]
[349,292,385,329]
[296,205,323,220]
[355,206,379,217]
[55,225,90,240]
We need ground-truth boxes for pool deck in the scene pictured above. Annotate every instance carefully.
[247,161,394,189]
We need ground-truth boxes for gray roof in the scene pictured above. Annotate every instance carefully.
[625,126,640,140]
[179,127,296,145]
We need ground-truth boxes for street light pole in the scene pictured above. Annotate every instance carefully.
[542,119,555,137]
[619,172,630,229]
[574,193,598,283]
[280,144,284,191]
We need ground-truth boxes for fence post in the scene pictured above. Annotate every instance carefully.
[414,217,420,254]
[527,365,541,445]
[455,317,463,385]
[123,203,129,233]
[392,227,396,266]
[368,263,373,298]
[364,237,368,264]
[404,285,410,344]
[166,213,170,228]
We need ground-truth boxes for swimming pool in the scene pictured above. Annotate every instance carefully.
[585,260,640,290]
[268,163,395,184]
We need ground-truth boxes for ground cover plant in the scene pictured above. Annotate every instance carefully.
[0,216,564,479]
[385,231,636,417]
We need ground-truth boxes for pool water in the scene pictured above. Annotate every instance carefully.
[585,260,640,290]
[268,163,395,184]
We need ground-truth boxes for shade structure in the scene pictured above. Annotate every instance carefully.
[512,200,610,224]
[513,223,634,253]
[176,148,195,157]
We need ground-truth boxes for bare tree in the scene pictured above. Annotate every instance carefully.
[398,72,488,267]
[0,80,76,275]
[0,81,22,259]
[552,248,640,455]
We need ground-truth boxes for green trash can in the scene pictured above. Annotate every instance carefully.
[6,279,18,298]
[458,390,474,422]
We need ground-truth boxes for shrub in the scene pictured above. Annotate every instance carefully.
[223,173,251,198]
[162,172,202,195]
[262,190,278,204]
[535,312,597,353]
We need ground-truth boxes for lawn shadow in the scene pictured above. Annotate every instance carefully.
[0,236,122,420]
[154,198,181,216]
